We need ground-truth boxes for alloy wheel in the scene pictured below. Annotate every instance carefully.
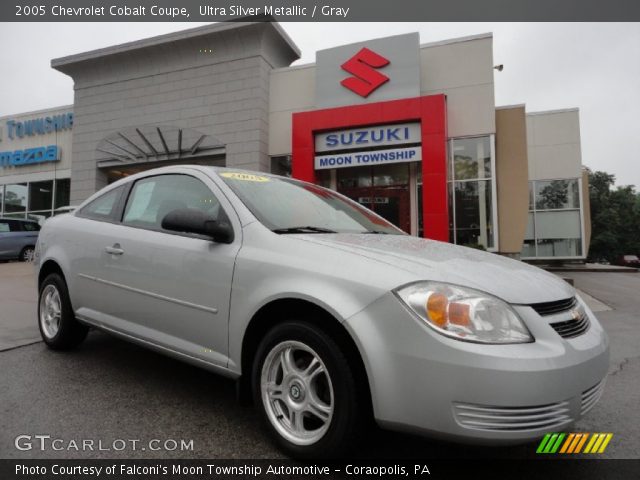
[261,340,334,446]
[40,284,62,339]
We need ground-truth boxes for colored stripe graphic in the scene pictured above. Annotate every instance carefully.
[559,433,575,453]
[567,433,583,453]
[574,433,589,453]
[598,433,613,453]
[584,433,599,453]
[543,433,559,453]
[537,433,613,454]
[550,433,565,453]
[536,434,552,453]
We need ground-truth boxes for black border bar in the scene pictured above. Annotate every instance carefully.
[3,0,640,22]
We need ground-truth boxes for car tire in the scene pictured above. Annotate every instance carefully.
[252,321,362,458]
[20,246,35,262]
[38,273,89,350]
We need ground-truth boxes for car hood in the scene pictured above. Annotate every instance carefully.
[294,234,574,305]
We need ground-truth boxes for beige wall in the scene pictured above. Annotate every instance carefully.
[0,105,73,184]
[495,106,529,255]
[582,169,592,254]
[420,34,495,138]
[268,33,496,156]
[526,109,582,181]
[268,65,315,156]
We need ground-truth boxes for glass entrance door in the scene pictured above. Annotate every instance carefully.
[337,164,411,233]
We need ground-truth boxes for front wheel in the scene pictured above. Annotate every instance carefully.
[252,321,362,458]
[38,273,88,350]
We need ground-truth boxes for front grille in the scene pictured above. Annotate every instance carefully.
[581,380,606,416]
[453,401,572,432]
[550,313,590,339]
[530,297,577,316]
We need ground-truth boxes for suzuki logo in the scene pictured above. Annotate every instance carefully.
[340,47,390,98]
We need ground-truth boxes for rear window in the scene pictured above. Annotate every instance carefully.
[21,222,40,231]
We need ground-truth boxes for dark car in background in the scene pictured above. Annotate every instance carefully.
[0,218,40,262]
[615,255,640,268]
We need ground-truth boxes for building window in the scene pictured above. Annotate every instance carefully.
[29,181,54,211]
[55,178,71,209]
[3,184,28,216]
[0,178,70,221]
[522,179,583,258]
[270,156,292,177]
[448,136,496,250]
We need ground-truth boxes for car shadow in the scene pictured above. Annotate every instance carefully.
[39,330,538,459]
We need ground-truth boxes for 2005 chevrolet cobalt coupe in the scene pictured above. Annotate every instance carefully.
[35,165,609,457]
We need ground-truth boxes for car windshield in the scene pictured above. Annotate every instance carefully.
[217,171,404,235]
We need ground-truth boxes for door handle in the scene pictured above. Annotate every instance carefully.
[105,244,124,256]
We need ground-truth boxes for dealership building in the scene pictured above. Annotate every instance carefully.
[0,22,590,260]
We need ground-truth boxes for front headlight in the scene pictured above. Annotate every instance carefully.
[395,282,533,344]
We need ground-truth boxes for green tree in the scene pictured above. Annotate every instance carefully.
[587,170,640,262]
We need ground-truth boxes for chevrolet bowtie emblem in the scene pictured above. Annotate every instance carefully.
[340,47,390,97]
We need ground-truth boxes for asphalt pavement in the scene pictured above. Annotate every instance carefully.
[0,263,638,459]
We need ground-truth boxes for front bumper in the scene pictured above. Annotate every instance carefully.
[344,292,610,444]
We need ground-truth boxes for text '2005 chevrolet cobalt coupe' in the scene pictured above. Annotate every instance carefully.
[35,166,609,457]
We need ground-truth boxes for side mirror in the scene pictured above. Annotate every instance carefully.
[161,208,234,244]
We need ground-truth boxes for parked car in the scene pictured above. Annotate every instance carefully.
[35,166,609,458]
[614,255,640,268]
[0,217,40,262]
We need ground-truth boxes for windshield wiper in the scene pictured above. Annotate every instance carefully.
[272,226,338,234]
[362,230,389,234]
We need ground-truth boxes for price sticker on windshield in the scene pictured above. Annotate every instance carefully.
[220,172,270,182]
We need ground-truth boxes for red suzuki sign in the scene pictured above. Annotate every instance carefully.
[340,47,390,97]
[292,94,448,241]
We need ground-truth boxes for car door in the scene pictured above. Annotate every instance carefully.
[96,172,240,368]
[0,220,14,259]
[68,184,129,319]
[0,219,30,259]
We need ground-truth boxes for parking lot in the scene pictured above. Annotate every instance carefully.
[0,262,638,459]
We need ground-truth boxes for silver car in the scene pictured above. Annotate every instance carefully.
[35,166,609,457]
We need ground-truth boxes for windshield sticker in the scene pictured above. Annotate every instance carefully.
[220,172,270,182]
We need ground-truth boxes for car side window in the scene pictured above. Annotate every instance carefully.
[8,220,21,232]
[0,222,9,233]
[122,174,226,232]
[22,222,40,232]
[78,185,125,221]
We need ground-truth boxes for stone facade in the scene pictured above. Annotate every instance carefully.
[52,22,299,204]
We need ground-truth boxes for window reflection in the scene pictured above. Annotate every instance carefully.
[452,136,491,181]
[523,179,582,258]
[535,179,579,210]
[1,179,70,219]
[450,180,493,248]
[448,136,495,249]
[4,184,28,214]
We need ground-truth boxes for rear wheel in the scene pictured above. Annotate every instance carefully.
[252,321,362,458]
[38,273,88,350]
[20,246,35,262]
